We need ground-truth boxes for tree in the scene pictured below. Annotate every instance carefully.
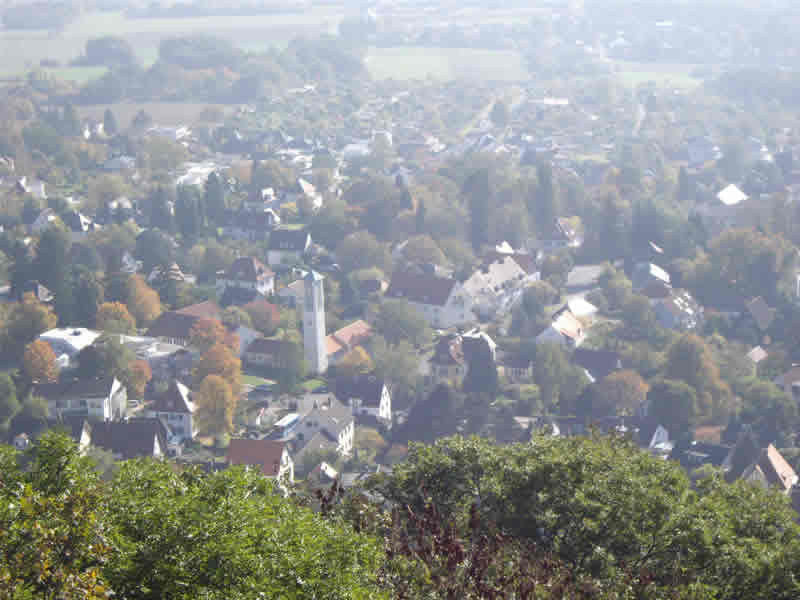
[337,346,373,377]
[647,378,699,436]
[5,292,58,349]
[23,339,59,382]
[0,373,19,427]
[735,376,799,442]
[136,230,175,274]
[96,301,136,333]
[244,301,280,336]
[534,161,557,234]
[579,369,649,417]
[194,341,242,395]
[465,169,490,251]
[125,360,152,399]
[62,102,81,137]
[146,187,175,232]
[175,184,203,238]
[490,99,510,127]
[221,306,252,329]
[402,384,462,443]
[0,432,111,599]
[103,108,118,136]
[532,342,570,411]
[33,228,71,292]
[189,318,232,353]
[125,274,162,325]
[337,231,390,273]
[401,235,448,266]
[132,109,152,131]
[370,337,419,407]
[196,374,236,435]
[463,339,498,396]
[275,341,306,396]
[73,269,105,327]
[664,333,731,420]
[375,299,431,347]
[203,171,226,223]
[76,334,134,382]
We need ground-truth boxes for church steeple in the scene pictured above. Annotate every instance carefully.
[303,270,328,375]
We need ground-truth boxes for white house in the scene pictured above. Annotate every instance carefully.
[695,184,758,235]
[385,269,475,329]
[284,178,323,212]
[294,395,355,458]
[216,256,275,298]
[333,374,392,425]
[463,256,529,318]
[267,228,312,268]
[33,377,128,421]
[146,380,196,442]
[29,208,58,234]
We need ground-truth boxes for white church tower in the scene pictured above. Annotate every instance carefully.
[303,270,328,374]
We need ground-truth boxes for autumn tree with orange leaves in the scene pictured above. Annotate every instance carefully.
[125,275,162,325]
[23,339,59,382]
[96,302,136,334]
[194,341,241,396]
[125,360,152,399]
[196,374,237,435]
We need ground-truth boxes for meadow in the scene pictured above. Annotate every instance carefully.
[613,61,702,89]
[365,46,529,82]
[75,102,233,128]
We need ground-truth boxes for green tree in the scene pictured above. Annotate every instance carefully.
[490,99,510,127]
[532,342,569,411]
[337,231,390,273]
[375,299,431,347]
[647,378,699,434]
[0,373,19,429]
[465,169,491,252]
[103,107,118,136]
[203,171,226,223]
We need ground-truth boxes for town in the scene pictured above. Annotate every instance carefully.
[4,0,800,597]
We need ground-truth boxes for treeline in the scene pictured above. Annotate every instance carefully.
[127,1,305,19]
[2,1,75,30]
[4,431,800,599]
[76,34,367,104]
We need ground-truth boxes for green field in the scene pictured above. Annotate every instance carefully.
[242,374,275,387]
[0,8,345,79]
[614,61,701,89]
[365,46,529,82]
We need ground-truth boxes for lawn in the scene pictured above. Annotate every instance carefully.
[613,61,701,89]
[300,378,325,392]
[242,374,275,387]
[365,46,529,82]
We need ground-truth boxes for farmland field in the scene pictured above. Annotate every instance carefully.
[365,46,529,82]
[613,61,702,89]
[0,8,345,78]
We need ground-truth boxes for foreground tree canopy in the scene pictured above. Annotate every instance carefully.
[4,432,800,599]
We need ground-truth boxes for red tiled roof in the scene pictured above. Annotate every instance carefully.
[228,439,287,477]
[331,320,373,348]
[386,270,457,306]
[145,311,199,341]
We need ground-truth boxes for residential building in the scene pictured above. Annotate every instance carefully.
[385,269,474,329]
[284,177,323,212]
[695,184,756,235]
[267,228,311,268]
[326,320,373,365]
[33,377,127,421]
[333,374,392,425]
[227,438,294,483]
[90,418,168,460]
[222,210,281,241]
[651,289,702,330]
[632,262,671,293]
[39,328,102,369]
[536,310,585,348]
[63,210,101,242]
[216,256,275,299]
[428,334,466,381]
[294,395,354,458]
[145,311,202,347]
[303,271,328,375]
[528,217,583,255]
[146,380,196,442]
[463,256,530,318]
[722,433,798,495]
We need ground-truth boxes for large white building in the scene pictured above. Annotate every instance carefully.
[303,271,328,374]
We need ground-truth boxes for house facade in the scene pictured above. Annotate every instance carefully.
[386,269,474,329]
[242,338,296,369]
[34,377,127,421]
[267,228,311,268]
[216,256,275,298]
[227,438,294,483]
[146,380,196,442]
[333,374,392,425]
